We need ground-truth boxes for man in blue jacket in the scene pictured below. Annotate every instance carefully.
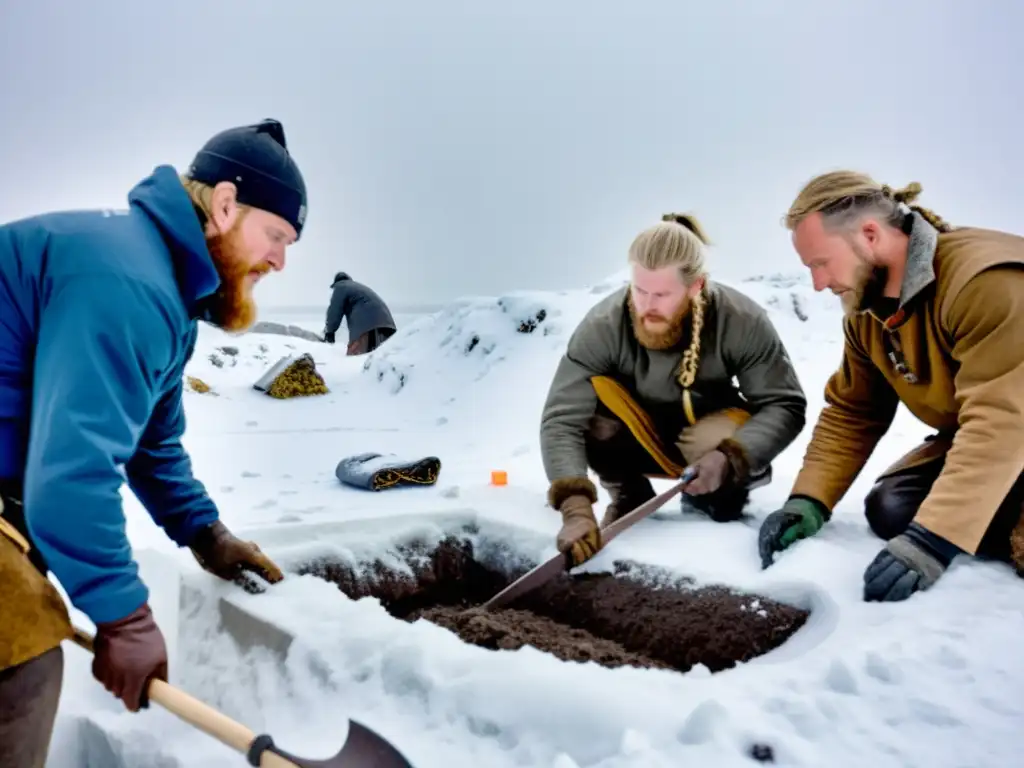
[0,118,307,767]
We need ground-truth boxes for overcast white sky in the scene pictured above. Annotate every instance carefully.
[1,0,1020,310]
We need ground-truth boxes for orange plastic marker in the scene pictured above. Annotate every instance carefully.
[490,470,508,486]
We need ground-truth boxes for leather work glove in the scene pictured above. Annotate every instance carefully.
[323,330,335,344]
[758,496,828,568]
[863,522,962,602]
[93,602,168,712]
[190,520,285,588]
[556,495,603,567]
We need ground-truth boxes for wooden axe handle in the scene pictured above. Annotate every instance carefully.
[600,465,697,544]
[71,628,296,768]
[483,466,697,610]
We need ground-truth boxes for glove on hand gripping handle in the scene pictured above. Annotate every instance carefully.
[93,602,168,712]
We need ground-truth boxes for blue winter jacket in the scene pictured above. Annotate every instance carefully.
[0,165,223,625]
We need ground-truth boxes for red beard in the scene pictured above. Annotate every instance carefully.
[203,216,267,333]
[627,293,690,350]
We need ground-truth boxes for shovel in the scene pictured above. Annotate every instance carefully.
[71,627,415,768]
[482,466,698,611]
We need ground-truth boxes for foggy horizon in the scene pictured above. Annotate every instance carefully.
[2,1,1020,311]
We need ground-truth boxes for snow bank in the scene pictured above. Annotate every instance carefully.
[180,268,835,419]
[344,269,842,449]
[362,270,833,387]
[357,290,580,396]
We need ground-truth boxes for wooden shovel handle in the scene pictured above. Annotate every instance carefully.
[600,466,697,544]
[71,628,296,768]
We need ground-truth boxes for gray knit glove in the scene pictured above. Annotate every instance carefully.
[863,522,962,602]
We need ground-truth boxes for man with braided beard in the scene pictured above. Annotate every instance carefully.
[539,214,807,566]
[759,171,1024,602]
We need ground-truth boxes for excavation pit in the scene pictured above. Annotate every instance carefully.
[297,533,809,674]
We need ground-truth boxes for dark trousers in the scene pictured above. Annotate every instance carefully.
[0,479,66,767]
[865,456,1024,564]
[0,646,64,768]
[347,327,395,356]
[584,404,760,523]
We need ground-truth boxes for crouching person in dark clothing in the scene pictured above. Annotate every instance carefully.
[323,271,397,354]
[0,118,303,767]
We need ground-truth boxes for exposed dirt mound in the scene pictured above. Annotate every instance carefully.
[414,606,675,670]
[297,534,808,674]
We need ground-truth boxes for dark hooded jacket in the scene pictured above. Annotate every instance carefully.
[324,272,396,342]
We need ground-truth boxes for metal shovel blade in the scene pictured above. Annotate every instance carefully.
[256,720,415,768]
[71,627,415,768]
[483,466,697,611]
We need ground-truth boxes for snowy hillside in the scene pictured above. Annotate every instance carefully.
[45,271,1023,768]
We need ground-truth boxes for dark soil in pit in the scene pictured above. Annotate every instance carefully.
[296,534,809,674]
[414,605,677,670]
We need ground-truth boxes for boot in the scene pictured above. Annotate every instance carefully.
[682,463,772,522]
[683,483,750,522]
[598,476,656,528]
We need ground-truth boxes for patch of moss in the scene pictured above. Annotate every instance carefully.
[264,354,330,399]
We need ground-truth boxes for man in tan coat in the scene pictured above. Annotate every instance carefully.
[540,213,808,566]
[758,171,1024,602]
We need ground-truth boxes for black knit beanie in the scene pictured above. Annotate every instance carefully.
[186,118,308,239]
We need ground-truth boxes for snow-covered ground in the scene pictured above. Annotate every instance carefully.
[46,270,1023,768]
